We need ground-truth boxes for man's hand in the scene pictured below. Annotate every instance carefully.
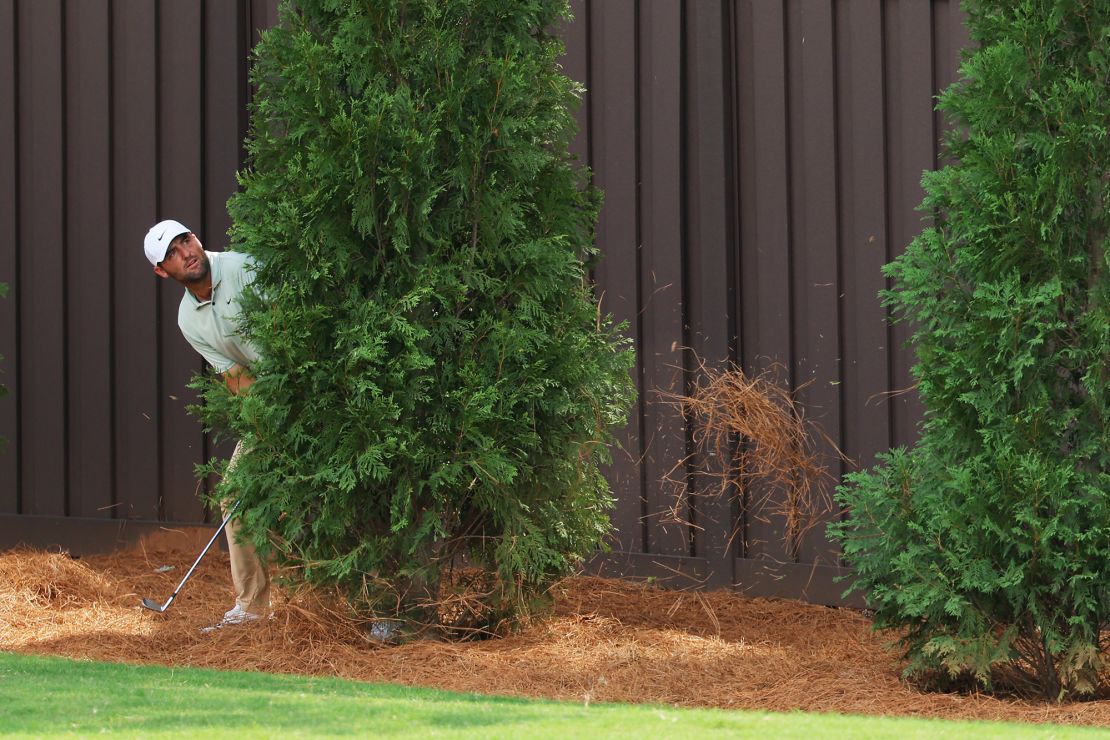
[223,364,255,395]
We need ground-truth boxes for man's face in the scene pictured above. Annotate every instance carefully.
[154,232,209,285]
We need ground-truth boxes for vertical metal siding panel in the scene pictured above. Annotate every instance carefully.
[205,0,241,254]
[236,1,251,173]
[251,0,281,48]
[741,0,793,563]
[65,0,113,518]
[264,0,281,30]
[249,0,263,48]
[246,2,279,153]
[932,0,970,166]
[18,0,66,516]
[202,0,245,520]
[561,0,590,170]
[885,0,932,451]
[0,0,18,514]
[789,0,843,565]
[639,0,687,556]
[112,0,160,520]
[158,0,206,523]
[685,0,735,588]
[590,0,643,553]
[835,0,890,474]
[949,9,972,88]
[732,0,754,557]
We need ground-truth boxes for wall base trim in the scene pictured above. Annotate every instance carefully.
[0,514,221,555]
[733,558,866,608]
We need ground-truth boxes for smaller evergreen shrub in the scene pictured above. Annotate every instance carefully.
[832,0,1110,700]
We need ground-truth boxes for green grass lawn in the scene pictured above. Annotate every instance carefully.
[0,651,1096,738]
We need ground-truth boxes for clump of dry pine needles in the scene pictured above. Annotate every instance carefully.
[663,362,839,555]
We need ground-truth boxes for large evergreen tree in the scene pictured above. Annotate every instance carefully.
[833,0,1110,699]
[195,0,635,629]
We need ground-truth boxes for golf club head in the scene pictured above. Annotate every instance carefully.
[140,597,167,613]
[138,501,237,618]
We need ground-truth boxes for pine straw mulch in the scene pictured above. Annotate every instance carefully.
[3,547,1110,728]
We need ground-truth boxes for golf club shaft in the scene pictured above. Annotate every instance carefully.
[162,499,242,607]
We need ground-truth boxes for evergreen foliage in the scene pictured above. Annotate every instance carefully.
[831,0,1110,699]
[193,0,635,627]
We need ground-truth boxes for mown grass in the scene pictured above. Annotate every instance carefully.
[0,651,1096,738]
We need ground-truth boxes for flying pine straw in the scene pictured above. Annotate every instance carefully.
[662,361,842,557]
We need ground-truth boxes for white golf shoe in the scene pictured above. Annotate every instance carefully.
[199,604,269,633]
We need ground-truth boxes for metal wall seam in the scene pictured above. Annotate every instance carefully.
[0,0,20,516]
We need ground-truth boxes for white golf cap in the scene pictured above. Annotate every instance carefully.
[144,219,192,265]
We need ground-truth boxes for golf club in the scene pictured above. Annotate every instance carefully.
[140,499,242,613]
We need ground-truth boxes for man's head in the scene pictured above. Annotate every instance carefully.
[145,219,210,286]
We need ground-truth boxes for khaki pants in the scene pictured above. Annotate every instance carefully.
[223,441,270,614]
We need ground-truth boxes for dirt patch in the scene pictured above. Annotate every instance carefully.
[2,546,1108,727]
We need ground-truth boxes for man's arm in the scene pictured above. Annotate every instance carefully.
[223,364,255,395]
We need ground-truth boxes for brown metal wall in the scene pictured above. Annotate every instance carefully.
[0,0,970,604]
[0,0,264,542]
[567,0,970,602]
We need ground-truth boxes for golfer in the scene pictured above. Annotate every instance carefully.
[144,219,270,630]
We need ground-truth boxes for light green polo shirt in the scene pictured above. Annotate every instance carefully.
[177,250,262,374]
